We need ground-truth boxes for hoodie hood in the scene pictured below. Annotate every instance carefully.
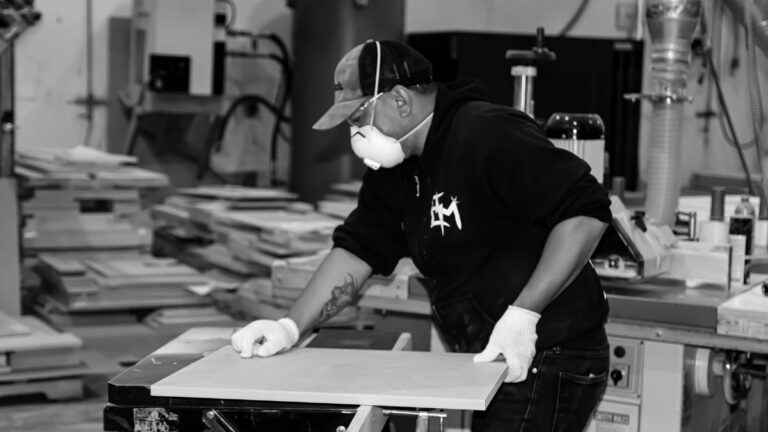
[420,79,491,161]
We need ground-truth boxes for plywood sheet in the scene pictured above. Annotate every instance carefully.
[0,313,29,338]
[151,347,506,410]
[0,316,81,353]
[176,186,297,202]
[220,210,340,234]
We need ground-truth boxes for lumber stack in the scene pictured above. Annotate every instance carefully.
[0,311,103,401]
[316,180,361,220]
[34,252,211,316]
[152,186,306,278]
[269,251,427,306]
[16,146,169,255]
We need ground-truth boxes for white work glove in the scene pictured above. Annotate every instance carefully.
[231,317,300,358]
[473,306,540,383]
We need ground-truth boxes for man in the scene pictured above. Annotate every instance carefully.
[231,40,612,431]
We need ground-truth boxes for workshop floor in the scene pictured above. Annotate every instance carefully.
[0,376,110,432]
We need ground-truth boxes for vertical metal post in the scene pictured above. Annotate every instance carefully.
[510,66,536,118]
[290,0,405,203]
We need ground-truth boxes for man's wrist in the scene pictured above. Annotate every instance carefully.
[508,305,541,320]
[278,317,300,345]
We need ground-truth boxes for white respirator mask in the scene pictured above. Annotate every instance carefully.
[349,41,433,170]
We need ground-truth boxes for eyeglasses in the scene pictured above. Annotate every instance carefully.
[346,93,382,127]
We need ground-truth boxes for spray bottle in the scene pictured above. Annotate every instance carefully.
[729,196,756,284]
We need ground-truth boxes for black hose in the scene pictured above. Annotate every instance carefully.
[559,0,591,37]
[213,94,289,185]
[225,31,292,185]
[706,47,766,204]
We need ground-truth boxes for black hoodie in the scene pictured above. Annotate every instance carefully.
[333,79,612,351]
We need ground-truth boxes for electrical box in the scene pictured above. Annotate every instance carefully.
[129,0,224,96]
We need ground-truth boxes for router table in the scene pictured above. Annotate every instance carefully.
[103,327,503,432]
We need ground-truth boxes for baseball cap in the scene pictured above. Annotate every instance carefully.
[312,40,434,130]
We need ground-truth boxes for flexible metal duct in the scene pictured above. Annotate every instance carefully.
[645,101,685,225]
[640,0,701,226]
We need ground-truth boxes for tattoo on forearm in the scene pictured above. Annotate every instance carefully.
[317,273,360,324]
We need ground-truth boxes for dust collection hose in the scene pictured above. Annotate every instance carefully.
[626,0,701,226]
[645,102,685,226]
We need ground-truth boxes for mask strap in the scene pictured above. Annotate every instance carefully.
[399,112,433,142]
[368,41,382,127]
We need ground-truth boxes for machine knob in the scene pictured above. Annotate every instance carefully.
[614,346,626,358]
[610,368,624,386]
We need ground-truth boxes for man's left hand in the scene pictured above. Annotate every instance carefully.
[473,306,540,383]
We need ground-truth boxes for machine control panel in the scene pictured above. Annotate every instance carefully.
[607,337,643,398]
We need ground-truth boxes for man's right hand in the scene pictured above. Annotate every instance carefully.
[231,317,300,358]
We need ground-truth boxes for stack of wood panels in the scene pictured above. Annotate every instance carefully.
[0,311,88,401]
[151,186,304,279]
[212,277,362,325]
[34,252,211,315]
[15,146,168,189]
[16,146,169,255]
[269,251,427,304]
[152,186,299,236]
[22,188,152,253]
[213,209,340,258]
[316,180,361,220]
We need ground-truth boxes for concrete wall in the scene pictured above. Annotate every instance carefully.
[405,0,642,39]
[12,0,768,190]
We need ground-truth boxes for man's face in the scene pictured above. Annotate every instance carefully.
[346,91,403,138]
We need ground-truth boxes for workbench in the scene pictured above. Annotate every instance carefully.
[103,328,466,432]
[356,275,768,353]
[104,275,768,432]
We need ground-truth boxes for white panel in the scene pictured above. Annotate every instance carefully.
[639,341,684,432]
[152,347,507,410]
[148,0,214,95]
[405,0,641,39]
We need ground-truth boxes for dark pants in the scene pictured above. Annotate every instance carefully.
[471,340,609,432]
[432,295,609,431]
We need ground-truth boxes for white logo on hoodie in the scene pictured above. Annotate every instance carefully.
[430,192,462,235]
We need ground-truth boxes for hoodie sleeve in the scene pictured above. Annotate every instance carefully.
[332,170,408,276]
[489,123,612,229]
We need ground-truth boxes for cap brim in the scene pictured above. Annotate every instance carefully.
[312,96,368,130]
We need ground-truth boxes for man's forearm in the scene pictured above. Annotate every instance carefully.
[513,216,608,313]
[287,247,373,335]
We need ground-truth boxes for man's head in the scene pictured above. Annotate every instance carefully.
[314,40,437,168]
[313,40,435,131]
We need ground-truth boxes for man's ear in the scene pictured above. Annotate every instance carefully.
[390,85,412,118]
